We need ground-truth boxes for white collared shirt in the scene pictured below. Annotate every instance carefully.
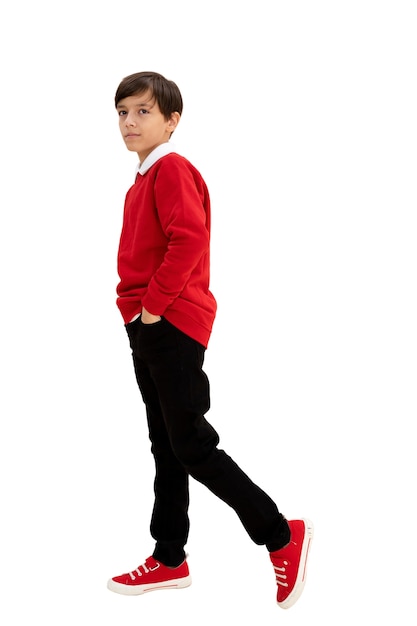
[134,142,178,178]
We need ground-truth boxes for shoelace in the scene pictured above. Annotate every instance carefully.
[129,560,160,580]
[273,559,289,587]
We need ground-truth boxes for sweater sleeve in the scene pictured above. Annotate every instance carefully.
[141,157,210,316]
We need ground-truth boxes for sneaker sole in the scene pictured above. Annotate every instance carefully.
[278,518,314,609]
[107,575,192,596]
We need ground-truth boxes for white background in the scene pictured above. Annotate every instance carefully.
[1,1,416,624]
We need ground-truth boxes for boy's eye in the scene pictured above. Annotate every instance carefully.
[139,109,149,114]
[118,110,127,117]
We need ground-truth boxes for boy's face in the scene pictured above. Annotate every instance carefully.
[116,90,180,162]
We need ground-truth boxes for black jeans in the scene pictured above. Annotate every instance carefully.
[126,316,289,566]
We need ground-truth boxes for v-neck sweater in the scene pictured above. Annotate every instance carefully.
[116,150,217,347]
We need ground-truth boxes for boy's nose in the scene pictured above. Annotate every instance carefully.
[125,113,136,126]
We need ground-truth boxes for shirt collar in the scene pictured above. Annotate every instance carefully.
[135,142,177,177]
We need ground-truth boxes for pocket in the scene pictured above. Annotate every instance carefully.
[139,315,163,327]
[135,316,177,361]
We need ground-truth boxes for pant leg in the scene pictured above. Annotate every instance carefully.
[127,316,289,558]
[131,352,190,566]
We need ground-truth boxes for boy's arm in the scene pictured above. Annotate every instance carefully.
[141,159,209,317]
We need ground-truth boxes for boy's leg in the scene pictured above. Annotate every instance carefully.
[128,324,190,567]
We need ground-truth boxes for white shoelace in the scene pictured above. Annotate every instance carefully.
[273,560,289,587]
[129,560,160,580]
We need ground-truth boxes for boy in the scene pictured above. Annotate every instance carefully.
[107,71,313,609]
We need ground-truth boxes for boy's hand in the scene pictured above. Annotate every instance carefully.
[141,306,162,324]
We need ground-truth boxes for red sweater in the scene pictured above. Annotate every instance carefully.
[116,152,217,348]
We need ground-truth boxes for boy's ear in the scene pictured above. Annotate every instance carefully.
[167,111,180,133]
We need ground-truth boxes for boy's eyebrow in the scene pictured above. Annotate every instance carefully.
[116,99,155,110]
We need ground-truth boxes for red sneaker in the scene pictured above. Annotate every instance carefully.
[107,556,191,595]
[270,518,314,609]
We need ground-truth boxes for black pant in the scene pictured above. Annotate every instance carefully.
[126,316,289,567]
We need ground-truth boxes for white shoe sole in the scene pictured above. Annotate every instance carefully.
[278,518,314,609]
[107,575,192,596]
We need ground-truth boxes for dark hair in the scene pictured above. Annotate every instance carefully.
[114,71,183,119]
